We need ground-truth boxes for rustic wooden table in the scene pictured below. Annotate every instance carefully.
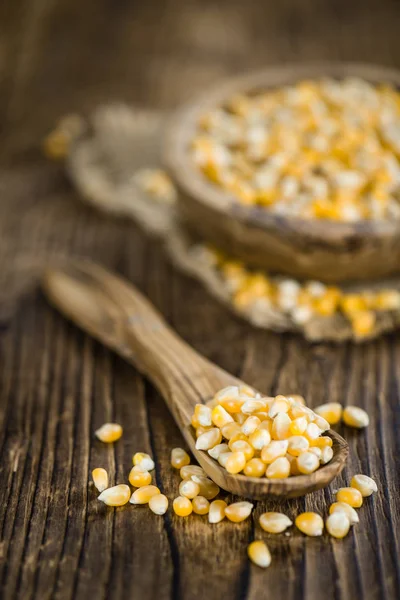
[1,1,400,599]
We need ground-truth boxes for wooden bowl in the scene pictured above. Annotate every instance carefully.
[164,62,400,283]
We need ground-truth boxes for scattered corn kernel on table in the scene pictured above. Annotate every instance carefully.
[1,1,400,599]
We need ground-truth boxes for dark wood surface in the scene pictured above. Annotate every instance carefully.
[0,1,400,599]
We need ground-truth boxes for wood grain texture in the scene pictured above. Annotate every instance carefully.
[0,0,399,599]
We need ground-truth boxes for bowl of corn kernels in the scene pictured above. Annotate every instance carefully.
[164,62,400,283]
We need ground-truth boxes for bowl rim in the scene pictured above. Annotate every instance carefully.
[164,61,400,242]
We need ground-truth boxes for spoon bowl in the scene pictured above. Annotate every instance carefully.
[42,260,348,499]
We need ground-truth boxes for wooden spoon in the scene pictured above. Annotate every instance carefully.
[42,261,348,499]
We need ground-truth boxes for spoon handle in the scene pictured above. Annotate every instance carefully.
[43,261,236,428]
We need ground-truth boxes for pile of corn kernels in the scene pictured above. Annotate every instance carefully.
[191,386,368,478]
[91,389,373,568]
[192,244,400,338]
[191,78,400,221]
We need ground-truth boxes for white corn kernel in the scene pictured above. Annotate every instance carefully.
[343,406,369,428]
[194,404,212,426]
[195,428,222,450]
[130,485,160,505]
[180,465,205,479]
[259,512,293,533]
[209,499,227,523]
[191,475,220,499]
[326,512,350,538]
[261,440,289,463]
[297,451,320,474]
[241,416,261,436]
[171,447,191,469]
[287,435,309,456]
[320,446,334,464]
[248,428,271,450]
[208,443,229,460]
[225,501,254,522]
[329,502,359,525]
[133,452,155,471]
[95,423,122,443]
[98,484,130,506]
[350,474,377,497]
[149,493,168,515]
[268,395,290,418]
[271,413,292,440]
[266,456,290,479]
[241,399,267,414]
[92,468,109,492]
[179,478,200,499]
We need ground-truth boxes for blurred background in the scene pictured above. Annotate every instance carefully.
[1,0,400,159]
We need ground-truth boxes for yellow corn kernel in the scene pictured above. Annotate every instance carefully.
[304,422,322,442]
[43,129,69,160]
[259,512,293,534]
[191,475,220,499]
[212,405,234,428]
[329,502,359,525]
[244,458,266,477]
[180,465,205,479]
[241,399,267,414]
[209,499,228,523]
[261,440,289,464]
[343,406,369,428]
[326,512,350,539]
[297,451,320,474]
[350,310,376,338]
[287,394,306,406]
[286,453,301,475]
[350,474,378,497]
[308,447,322,460]
[218,451,232,468]
[192,496,210,515]
[191,413,200,428]
[219,397,246,413]
[247,540,271,568]
[268,395,290,418]
[225,501,254,523]
[130,485,160,505]
[258,419,272,433]
[195,428,222,450]
[314,402,343,425]
[320,446,333,464]
[132,452,155,471]
[208,443,229,460]
[287,435,309,457]
[295,512,324,536]
[266,456,291,479]
[313,288,341,316]
[241,416,261,436]
[336,487,363,508]
[239,384,256,397]
[170,447,190,469]
[248,428,271,450]
[194,404,212,426]
[195,425,213,438]
[221,422,242,440]
[214,385,240,403]
[225,451,246,474]
[341,294,368,315]
[254,411,269,421]
[149,494,168,515]
[233,412,247,425]
[374,290,400,311]
[128,467,152,487]
[313,415,330,432]
[173,496,193,517]
[271,413,292,440]
[92,468,109,492]
[98,484,131,506]
[309,435,333,448]
[289,416,308,435]
[289,403,315,422]
[95,423,123,443]
[228,432,248,446]
[229,440,254,461]
[179,478,200,499]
